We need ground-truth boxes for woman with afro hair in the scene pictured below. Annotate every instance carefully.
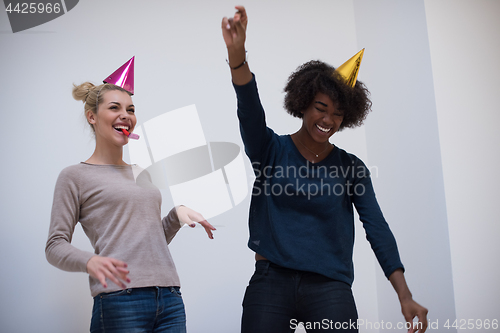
[222,6,427,333]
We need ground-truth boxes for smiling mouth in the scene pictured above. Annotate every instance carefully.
[113,125,129,133]
[316,124,331,133]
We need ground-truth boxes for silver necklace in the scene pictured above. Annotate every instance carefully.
[295,135,331,158]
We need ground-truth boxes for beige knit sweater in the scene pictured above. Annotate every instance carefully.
[46,163,182,297]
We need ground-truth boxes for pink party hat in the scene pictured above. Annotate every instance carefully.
[103,56,135,95]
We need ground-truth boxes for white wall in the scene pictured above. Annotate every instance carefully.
[353,1,457,331]
[424,0,500,329]
[0,1,498,332]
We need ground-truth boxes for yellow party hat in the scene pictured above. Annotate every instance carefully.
[335,49,364,88]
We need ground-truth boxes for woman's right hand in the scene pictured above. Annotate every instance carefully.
[222,5,248,50]
[222,6,252,85]
[86,255,130,289]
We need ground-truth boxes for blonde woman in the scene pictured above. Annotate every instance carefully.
[46,66,215,332]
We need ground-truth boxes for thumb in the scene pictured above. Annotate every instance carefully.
[405,316,416,333]
[221,16,230,30]
[176,206,196,227]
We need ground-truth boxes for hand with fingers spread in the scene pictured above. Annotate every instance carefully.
[86,255,130,289]
[177,205,216,239]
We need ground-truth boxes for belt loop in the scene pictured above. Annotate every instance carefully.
[263,260,270,276]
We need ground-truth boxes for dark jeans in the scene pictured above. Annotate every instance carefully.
[242,260,358,333]
[90,286,186,333]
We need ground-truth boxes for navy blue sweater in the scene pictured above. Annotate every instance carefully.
[234,75,404,285]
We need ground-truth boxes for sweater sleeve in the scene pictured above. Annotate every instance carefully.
[351,160,405,279]
[45,168,95,273]
[233,74,274,161]
[162,206,182,245]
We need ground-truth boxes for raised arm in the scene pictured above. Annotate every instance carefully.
[221,6,276,161]
[222,6,252,86]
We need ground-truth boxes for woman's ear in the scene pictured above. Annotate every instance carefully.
[86,110,96,125]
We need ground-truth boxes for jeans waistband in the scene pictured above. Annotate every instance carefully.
[95,286,180,299]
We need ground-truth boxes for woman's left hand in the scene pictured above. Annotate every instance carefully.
[400,298,428,333]
[389,269,428,332]
[176,206,216,239]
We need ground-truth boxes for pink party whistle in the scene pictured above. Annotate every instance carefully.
[121,128,140,140]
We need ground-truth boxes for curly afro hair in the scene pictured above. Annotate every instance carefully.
[284,60,372,131]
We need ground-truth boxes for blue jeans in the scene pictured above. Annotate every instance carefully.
[90,287,186,333]
[242,261,358,333]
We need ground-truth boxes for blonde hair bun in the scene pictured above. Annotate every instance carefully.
[72,82,96,102]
